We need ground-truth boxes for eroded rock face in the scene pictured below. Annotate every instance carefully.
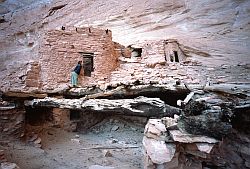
[0,106,25,139]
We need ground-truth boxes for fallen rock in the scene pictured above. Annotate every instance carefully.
[111,125,119,131]
[143,136,176,164]
[144,119,166,136]
[34,137,41,144]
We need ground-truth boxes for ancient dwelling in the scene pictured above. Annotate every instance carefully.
[27,27,120,90]
[140,39,186,63]
[129,40,186,65]
[24,26,188,92]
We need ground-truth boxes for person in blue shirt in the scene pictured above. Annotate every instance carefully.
[71,61,82,87]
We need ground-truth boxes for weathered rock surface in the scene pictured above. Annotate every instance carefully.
[24,96,182,117]
[169,130,219,144]
[0,107,25,139]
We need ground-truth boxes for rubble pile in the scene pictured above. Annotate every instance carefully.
[143,117,219,169]
[143,91,250,169]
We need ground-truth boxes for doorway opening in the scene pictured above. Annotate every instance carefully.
[173,51,179,62]
[79,52,94,77]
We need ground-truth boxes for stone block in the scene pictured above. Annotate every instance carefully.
[169,130,219,143]
[143,136,176,164]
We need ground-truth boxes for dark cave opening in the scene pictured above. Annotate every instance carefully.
[232,107,250,134]
[64,90,189,107]
[70,110,107,132]
[107,90,189,107]
[70,111,81,120]
[25,106,53,126]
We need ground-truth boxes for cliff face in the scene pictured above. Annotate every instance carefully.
[0,0,250,91]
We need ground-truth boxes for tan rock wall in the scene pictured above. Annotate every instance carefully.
[39,27,119,89]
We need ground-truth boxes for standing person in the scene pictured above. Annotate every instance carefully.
[71,61,82,87]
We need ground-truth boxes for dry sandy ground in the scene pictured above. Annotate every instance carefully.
[3,117,145,169]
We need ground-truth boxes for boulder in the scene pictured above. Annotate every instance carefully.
[143,136,176,164]
[144,119,168,140]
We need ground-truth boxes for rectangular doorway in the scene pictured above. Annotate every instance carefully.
[174,51,179,62]
[79,52,94,77]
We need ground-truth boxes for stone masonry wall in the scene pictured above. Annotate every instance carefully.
[141,40,186,64]
[164,40,186,63]
[39,27,119,89]
[25,62,41,88]
[110,39,192,86]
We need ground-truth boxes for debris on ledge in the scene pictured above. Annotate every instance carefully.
[143,116,219,169]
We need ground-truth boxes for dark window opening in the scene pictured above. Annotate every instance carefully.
[70,111,81,120]
[79,52,94,77]
[174,51,179,62]
[132,48,142,57]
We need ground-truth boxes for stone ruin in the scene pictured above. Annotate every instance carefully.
[1,26,250,169]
